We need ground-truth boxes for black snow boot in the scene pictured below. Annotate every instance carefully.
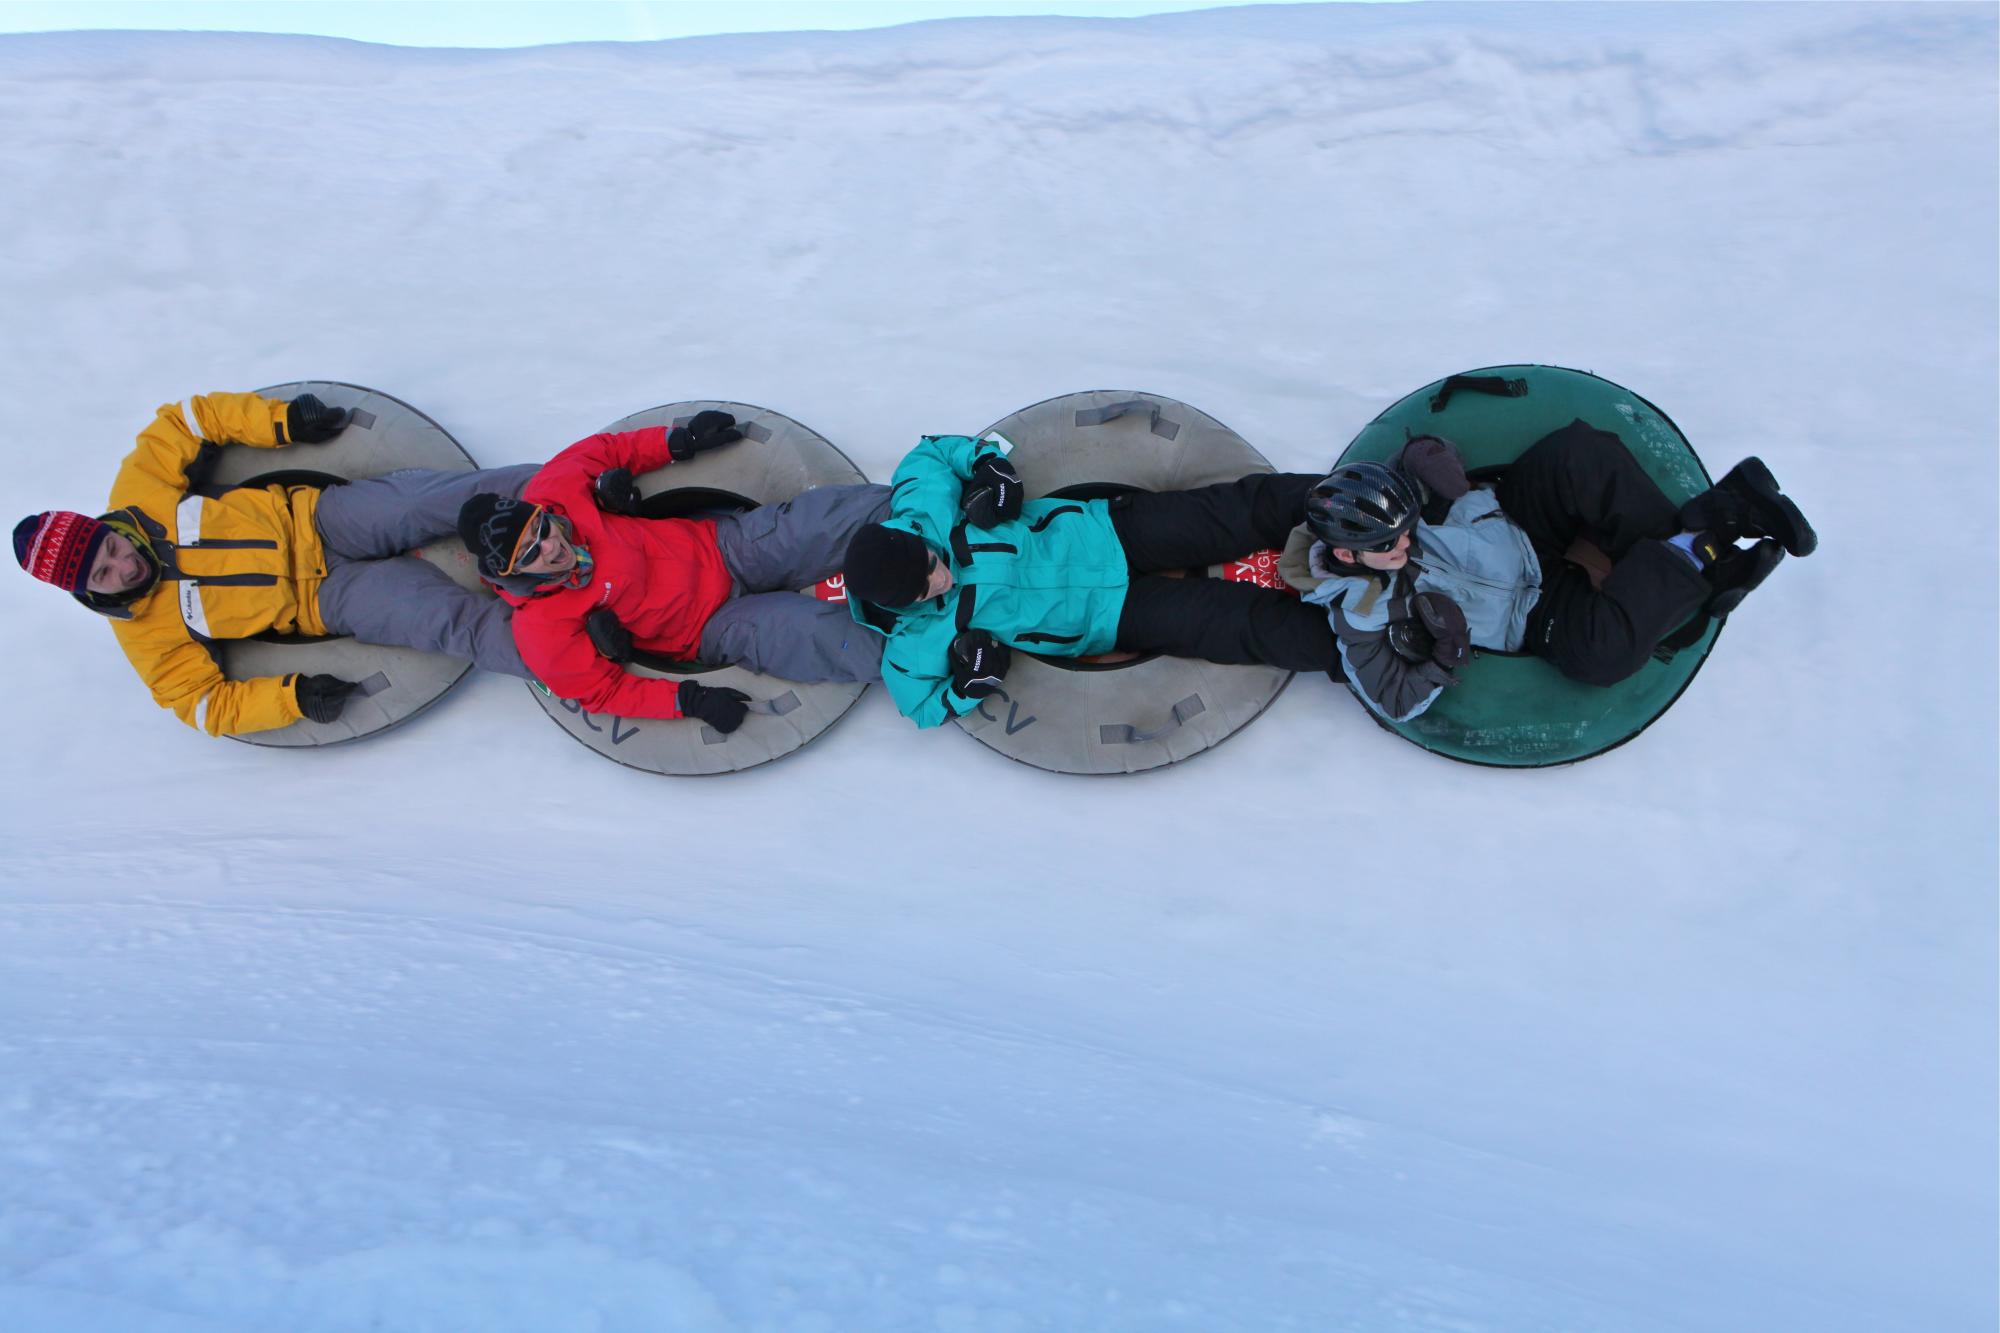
[1703,537,1785,619]
[1678,457,1817,557]
[1651,535,1786,663]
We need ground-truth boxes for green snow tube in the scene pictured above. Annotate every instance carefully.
[1335,365,1717,767]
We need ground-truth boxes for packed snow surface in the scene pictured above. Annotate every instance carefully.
[1,4,1994,1329]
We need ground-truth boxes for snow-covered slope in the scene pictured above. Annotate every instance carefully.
[1,5,1994,1329]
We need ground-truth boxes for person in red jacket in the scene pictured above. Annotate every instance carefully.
[459,411,888,733]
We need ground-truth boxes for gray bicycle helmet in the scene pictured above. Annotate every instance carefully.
[1305,461,1422,551]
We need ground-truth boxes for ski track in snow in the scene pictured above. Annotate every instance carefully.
[0,4,1995,1330]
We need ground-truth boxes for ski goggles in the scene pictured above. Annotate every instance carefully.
[1355,529,1413,555]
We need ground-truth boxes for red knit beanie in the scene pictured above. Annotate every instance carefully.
[14,511,110,596]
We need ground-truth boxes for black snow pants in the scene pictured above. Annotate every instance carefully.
[1499,420,1709,687]
[1107,472,1335,673]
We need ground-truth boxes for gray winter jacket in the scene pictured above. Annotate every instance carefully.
[1293,487,1543,722]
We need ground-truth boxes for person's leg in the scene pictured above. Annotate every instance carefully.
[696,592,883,682]
[1497,420,1680,559]
[1526,545,1708,687]
[1113,575,1334,671]
[1109,473,1318,574]
[317,556,531,677]
[315,465,540,560]
[710,484,892,592]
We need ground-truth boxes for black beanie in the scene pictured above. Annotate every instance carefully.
[457,494,540,578]
[843,524,932,606]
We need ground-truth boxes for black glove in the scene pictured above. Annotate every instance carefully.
[1386,610,1436,665]
[586,607,634,663]
[1397,435,1470,504]
[961,454,1023,529]
[295,673,360,724]
[594,467,643,516]
[948,630,1012,699]
[1413,591,1470,672]
[666,410,744,462]
[677,679,751,733]
[285,394,351,444]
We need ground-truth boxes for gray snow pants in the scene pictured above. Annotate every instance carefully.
[313,465,540,679]
[698,483,892,682]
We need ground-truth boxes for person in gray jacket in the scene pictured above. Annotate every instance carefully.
[1286,420,1816,722]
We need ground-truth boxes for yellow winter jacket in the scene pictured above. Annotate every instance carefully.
[102,392,330,735]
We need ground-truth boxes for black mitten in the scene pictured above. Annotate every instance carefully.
[1397,435,1470,502]
[677,679,751,733]
[286,394,351,444]
[961,455,1023,529]
[1413,591,1471,671]
[667,410,745,461]
[585,607,634,663]
[295,673,360,723]
[1386,612,1436,665]
[594,467,643,516]
[949,630,1012,699]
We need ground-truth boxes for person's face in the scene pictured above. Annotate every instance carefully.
[1330,529,1412,573]
[513,512,577,576]
[86,531,151,595]
[921,550,953,600]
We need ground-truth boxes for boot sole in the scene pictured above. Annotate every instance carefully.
[1727,457,1818,558]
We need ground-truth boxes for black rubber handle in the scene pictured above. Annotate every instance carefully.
[1073,400,1182,441]
[1429,375,1527,413]
[1098,693,1206,745]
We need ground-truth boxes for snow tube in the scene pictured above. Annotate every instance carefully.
[1336,365,1718,767]
[955,390,1294,775]
[207,381,488,748]
[526,400,870,777]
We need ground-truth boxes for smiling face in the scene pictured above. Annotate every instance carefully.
[85,531,152,595]
[512,513,578,576]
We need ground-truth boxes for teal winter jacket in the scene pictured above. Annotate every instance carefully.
[848,433,1130,727]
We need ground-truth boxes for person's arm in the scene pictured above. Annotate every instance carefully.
[110,392,291,502]
[516,603,689,720]
[876,617,986,729]
[111,615,305,735]
[881,657,980,729]
[887,434,1006,537]
[519,427,682,521]
[1324,584,1454,723]
[542,427,680,491]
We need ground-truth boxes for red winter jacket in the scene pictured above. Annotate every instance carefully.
[495,427,733,719]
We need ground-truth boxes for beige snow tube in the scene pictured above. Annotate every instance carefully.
[955,390,1294,775]
[210,381,488,748]
[526,400,872,776]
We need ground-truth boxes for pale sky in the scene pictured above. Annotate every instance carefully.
[0,0,1339,47]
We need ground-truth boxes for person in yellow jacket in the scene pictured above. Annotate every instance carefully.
[14,390,538,735]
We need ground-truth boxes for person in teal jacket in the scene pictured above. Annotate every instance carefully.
[842,432,1334,727]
